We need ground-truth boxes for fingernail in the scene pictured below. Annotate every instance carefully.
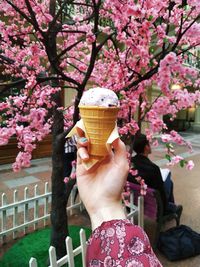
[80,137,88,143]
[81,152,89,159]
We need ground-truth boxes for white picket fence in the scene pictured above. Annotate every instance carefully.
[0,181,143,267]
[29,228,87,267]
[28,193,144,267]
[127,194,144,228]
[0,182,82,244]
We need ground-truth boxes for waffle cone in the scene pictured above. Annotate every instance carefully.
[79,106,119,159]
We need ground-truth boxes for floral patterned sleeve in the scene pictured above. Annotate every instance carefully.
[86,219,163,267]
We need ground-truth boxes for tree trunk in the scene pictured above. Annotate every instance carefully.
[49,90,68,259]
[47,1,73,257]
[49,90,77,259]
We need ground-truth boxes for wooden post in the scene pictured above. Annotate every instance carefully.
[49,246,58,267]
[34,185,39,230]
[66,237,75,267]
[24,187,29,234]
[44,182,49,226]
[13,189,18,239]
[29,257,38,267]
[1,193,7,244]
[80,229,87,267]
[138,196,144,228]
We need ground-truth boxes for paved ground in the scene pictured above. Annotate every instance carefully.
[0,157,52,204]
[0,131,200,266]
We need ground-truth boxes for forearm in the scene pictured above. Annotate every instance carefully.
[89,201,126,231]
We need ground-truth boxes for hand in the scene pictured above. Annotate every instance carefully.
[76,137,129,230]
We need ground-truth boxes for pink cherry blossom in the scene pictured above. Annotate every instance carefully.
[164,52,177,65]
[161,134,172,143]
[129,169,138,176]
[167,155,184,166]
[64,177,70,184]
[0,0,199,172]
[186,160,194,170]
[70,172,76,179]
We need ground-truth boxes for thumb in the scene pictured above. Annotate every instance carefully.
[112,138,128,164]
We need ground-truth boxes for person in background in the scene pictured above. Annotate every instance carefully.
[63,135,77,178]
[76,136,163,267]
[128,133,182,217]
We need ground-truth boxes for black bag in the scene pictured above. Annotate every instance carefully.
[158,225,200,261]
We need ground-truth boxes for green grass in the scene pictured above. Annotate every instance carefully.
[0,225,92,267]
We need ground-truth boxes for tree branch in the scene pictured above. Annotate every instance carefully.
[24,0,41,32]
[0,79,25,89]
[0,54,15,64]
[125,65,159,90]
[48,59,81,86]
[60,30,86,34]
[171,14,200,51]
[56,38,84,61]
[67,62,86,74]
[140,92,162,122]
[5,0,44,36]
[177,42,200,57]
[96,32,115,52]
[48,0,74,33]
[5,0,34,25]
[0,76,67,92]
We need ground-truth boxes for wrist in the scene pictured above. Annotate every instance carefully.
[89,202,126,231]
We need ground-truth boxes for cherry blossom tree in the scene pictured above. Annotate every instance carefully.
[0,0,199,258]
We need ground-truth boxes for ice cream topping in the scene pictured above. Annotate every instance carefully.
[79,87,119,107]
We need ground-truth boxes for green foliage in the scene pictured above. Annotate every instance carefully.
[180,159,186,168]
[165,154,171,161]
[148,15,154,21]
[166,143,174,150]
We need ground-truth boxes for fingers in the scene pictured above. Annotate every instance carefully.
[76,127,85,137]
[112,139,129,178]
[76,133,128,172]
[76,127,89,148]
[77,136,89,165]
[77,147,89,164]
[78,138,89,159]
[112,138,129,166]
[112,138,127,157]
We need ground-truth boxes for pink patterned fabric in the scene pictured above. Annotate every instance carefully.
[86,219,163,267]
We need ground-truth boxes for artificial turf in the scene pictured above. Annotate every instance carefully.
[0,225,92,267]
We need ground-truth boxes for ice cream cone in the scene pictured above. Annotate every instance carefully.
[79,105,119,159]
